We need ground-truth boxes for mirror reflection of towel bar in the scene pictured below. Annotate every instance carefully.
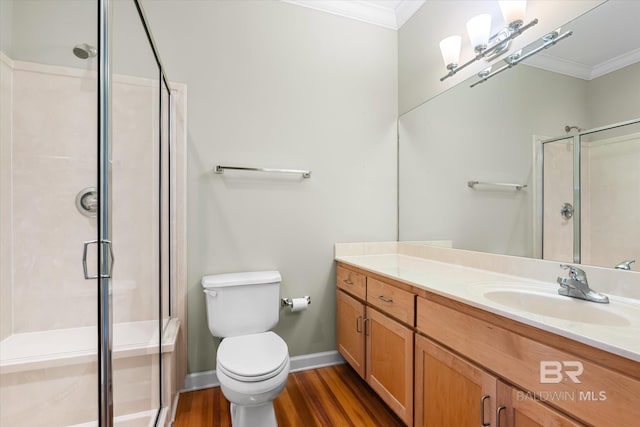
[215,165,311,178]
[468,180,527,190]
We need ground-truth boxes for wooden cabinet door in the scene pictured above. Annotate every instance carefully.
[366,307,414,425]
[496,381,586,427]
[336,289,366,378]
[414,335,497,427]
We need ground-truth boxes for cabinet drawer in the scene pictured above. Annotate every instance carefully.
[337,265,366,300]
[366,278,415,325]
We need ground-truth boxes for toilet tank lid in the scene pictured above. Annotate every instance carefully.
[201,271,281,288]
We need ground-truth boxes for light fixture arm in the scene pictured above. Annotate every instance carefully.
[440,18,538,82]
[469,29,573,88]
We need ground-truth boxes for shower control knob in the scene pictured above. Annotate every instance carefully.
[560,202,573,220]
[76,187,98,217]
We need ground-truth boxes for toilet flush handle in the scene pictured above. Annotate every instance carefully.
[203,289,217,297]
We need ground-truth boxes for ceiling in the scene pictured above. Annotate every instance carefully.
[284,1,639,82]
[282,0,425,30]
[524,0,640,80]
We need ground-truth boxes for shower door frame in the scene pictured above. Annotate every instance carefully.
[97,0,173,425]
[97,0,113,424]
[537,117,640,264]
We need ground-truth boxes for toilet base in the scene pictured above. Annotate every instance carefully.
[230,402,277,427]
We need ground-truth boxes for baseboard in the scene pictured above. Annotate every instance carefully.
[182,350,345,392]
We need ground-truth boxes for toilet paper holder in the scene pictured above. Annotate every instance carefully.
[281,296,311,308]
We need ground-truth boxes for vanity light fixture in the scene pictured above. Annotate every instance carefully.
[439,0,537,82]
[470,27,573,88]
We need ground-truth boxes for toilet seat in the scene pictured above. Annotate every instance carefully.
[217,331,289,382]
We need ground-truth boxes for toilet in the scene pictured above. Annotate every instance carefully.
[202,271,290,427]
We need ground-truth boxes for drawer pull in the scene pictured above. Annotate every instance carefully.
[378,295,393,303]
[343,279,354,285]
[496,406,507,427]
[480,395,490,427]
[363,318,370,336]
[356,316,362,333]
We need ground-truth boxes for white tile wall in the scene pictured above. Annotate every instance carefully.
[0,52,14,341]
[2,56,183,333]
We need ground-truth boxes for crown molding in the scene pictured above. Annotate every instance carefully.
[282,0,425,30]
[524,53,593,80]
[395,0,425,28]
[525,48,640,81]
[590,47,640,80]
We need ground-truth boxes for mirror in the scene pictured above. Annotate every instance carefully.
[398,1,640,269]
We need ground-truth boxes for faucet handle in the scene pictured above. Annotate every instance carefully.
[559,264,588,282]
[615,260,636,270]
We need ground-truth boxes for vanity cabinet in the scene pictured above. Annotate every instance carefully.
[365,306,413,424]
[496,381,585,427]
[416,294,637,427]
[336,289,365,377]
[414,334,586,427]
[414,335,498,427]
[336,261,640,427]
[336,265,415,425]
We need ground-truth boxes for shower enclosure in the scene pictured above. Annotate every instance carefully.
[538,118,640,268]
[0,1,184,426]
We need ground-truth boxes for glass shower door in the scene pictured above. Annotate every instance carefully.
[0,1,101,425]
[109,0,166,424]
[579,121,640,268]
[540,119,640,268]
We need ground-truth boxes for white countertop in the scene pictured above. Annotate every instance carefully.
[336,253,640,363]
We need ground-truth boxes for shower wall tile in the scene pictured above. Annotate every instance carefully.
[542,140,574,263]
[0,52,14,341]
[111,75,159,324]
[582,134,640,267]
[11,63,98,332]
[10,61,167,332]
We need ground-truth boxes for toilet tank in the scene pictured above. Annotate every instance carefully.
[202,271,281,338]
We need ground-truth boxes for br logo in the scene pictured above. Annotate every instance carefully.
[539,361,584,384]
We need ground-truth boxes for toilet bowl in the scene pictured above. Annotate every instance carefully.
[202,272,290,427]
[217,332,290,426]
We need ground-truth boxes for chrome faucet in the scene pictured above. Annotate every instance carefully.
[615,260,635,271]
[557,264,609,303]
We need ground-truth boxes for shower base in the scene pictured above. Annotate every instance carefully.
[0,319,179,427]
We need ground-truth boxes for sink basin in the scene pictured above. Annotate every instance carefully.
[469,282,637,327]
[482,289,631,326]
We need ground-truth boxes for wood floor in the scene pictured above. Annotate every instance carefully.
[173,363,405,427]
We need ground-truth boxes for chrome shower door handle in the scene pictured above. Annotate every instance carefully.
[82,239,115,279]
[83,240,99,279]
[103,240,115,278]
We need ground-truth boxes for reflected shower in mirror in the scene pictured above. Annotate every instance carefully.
[399,0,640,269]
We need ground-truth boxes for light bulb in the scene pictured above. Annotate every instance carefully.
[439,35,462,70]
[466,14,492,52]
[499,0,526,29]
